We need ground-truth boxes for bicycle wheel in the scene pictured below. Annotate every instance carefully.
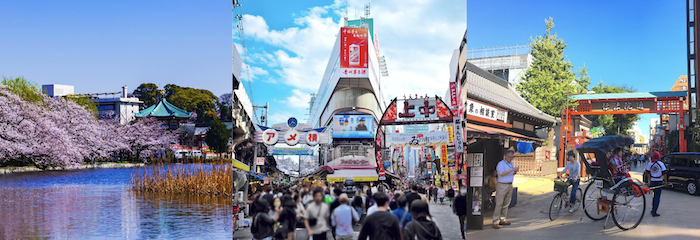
[612,181,646,230]
[572,188,583,211]
[583,182,608,221]
[549,193,563,221]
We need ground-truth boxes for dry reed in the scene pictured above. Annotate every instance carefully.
[130,162,233,197]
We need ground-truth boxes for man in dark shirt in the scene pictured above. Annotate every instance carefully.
[358,192,402,240]
[356,118,368,131]
[453,186,468,239]
[404,185,422,210]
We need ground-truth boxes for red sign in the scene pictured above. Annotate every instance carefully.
[545,151,551,161]
[340,27,369,72]
[381,98,454,125]
[379,170,385,177]
[449,82,458,106]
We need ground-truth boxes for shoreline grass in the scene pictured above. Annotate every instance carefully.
[129,162,232,197]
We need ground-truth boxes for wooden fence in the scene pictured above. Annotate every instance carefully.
[512,146,558,177]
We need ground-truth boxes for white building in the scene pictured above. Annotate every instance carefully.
[42,84,74,97]
[93,86,142,125]
[467,44,533,87]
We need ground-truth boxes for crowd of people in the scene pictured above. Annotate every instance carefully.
[246,182,460,240]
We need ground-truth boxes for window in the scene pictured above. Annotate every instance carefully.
[512,121,524,129]
[524,123,534,131]
[670,156,689,167]
[680,86,687,90]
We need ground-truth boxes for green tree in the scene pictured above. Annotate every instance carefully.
[206,118,230,154]
[517,17,589,116]
[132,83,160,108]
[2,76,43,103]
[586,82,640,136]
[165,84,218,123]
[65,94,98,117]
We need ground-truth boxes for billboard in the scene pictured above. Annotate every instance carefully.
[332,115,375,138]
[340,27,369,78]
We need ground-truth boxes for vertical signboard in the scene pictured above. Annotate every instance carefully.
[453,117,464,153]
[340,27,369,78]
[441,145,448,165]
[450,82,458,106]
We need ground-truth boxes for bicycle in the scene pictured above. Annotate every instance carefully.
[549,178,582,221]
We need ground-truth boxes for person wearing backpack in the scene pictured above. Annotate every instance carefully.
[392,195,412,230]
[644,151,668,217]
[403,200,442,240]
[251,198,282,240]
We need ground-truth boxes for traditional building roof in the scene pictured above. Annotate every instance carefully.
[134,98,191,119]
[466,61,557,125]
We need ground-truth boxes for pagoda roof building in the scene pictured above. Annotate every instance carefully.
[135,98,191,119]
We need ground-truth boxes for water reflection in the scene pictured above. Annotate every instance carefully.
[0,166,231,239]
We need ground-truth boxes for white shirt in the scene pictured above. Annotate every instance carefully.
[646,161,667,182]
[562,161,581,180]
[496,159,515,183]
[366,204,378,217]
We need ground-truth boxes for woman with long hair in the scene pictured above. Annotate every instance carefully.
[403,200,443,240]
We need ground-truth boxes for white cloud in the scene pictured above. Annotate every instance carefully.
[240,63,269,82]
[285,89,312,109]
[240,0,465,117]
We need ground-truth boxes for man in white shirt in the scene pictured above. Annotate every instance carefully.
[644,151,667,217]
[493,149,519,229]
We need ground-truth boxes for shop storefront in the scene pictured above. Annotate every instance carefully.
[464,62,557,230]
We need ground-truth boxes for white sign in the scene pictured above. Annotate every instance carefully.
[262,129,279,145]
[256,157,265,166]
[470,166,483,177]
[473,153,483,167]
[453,117,464,153]
[284,129,300,146]
[388,131,450,147]
[469,176,483,187]
[466,99,507,123]
[305,130,320,146]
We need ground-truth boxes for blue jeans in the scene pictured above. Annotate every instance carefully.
[566,178,580,206]
[650,181,663,214]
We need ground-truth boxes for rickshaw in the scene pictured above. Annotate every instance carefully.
[576,135,650,230]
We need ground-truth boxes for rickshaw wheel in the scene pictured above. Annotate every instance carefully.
[612,181,646,230]
[583,182,607,221]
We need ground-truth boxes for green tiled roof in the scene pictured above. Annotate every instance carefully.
[135,98,191,118]
[570,91,687,100]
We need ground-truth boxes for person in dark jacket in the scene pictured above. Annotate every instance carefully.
[389,193,400,211]
[452,186,468,239]
[358,192,402,240]
[252,199,282,240]
[404,185,422,210]
[278,195,297,240]
[404,200,443,240]
[446,188,455,207]
[351,190,365,226]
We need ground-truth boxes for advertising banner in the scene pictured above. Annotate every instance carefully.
[381,98,454,125]
[340,27,369,78]
[449,82,458,106]
[388,131,450,147]
[272,148,310,155]
[333,115,374,138]
[441,145,448,165]
[447,126,454,143]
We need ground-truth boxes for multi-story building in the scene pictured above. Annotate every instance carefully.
[42,84,74,97]
[93,86,142,125]
[306,18,388,183]
[466,44,532,87]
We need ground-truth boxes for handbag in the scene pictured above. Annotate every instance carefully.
[306,205,322,226]
[273,218,288,239]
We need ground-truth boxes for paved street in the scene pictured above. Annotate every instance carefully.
[466,164,700,240]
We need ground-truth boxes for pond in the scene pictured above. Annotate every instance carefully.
[0,164,232,239]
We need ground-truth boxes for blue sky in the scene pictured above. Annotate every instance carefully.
[233,0,466,125]
[0,1,230,97]
[468,0,688,140]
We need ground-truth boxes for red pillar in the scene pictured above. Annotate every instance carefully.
[679,105,687,152]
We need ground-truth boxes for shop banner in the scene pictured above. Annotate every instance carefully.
[441,145,448,165]
[453,117,464,153]
[447,126,454,143]
[466,98,508,123]
[450,82,458,106]
[388,131,450,147]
